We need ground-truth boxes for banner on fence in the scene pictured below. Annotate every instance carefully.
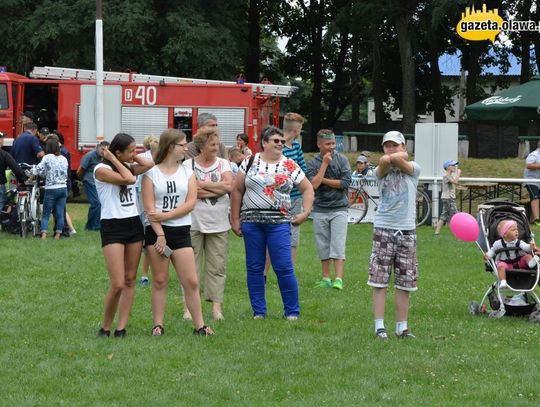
[348,176,379,223]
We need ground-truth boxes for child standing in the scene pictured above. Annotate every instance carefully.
[434,160,460,235]
[368,131,421,340]
[484,219,538,289]
[306,129,352,290]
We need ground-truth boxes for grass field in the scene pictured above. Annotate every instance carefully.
[2,202,540,406]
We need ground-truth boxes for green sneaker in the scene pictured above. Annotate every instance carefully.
[332,278,343,290]
[314,278,332,288]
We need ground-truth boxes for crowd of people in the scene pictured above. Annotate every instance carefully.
[1,109,423,340]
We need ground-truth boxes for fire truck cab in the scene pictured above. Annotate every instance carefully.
[0,66,296,170]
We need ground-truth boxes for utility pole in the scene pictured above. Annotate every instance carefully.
[96,0,104,142]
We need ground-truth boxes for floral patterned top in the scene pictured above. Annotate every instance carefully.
[33,153,68,189]
[239,153,305,224]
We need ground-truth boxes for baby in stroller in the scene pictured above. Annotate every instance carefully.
[484,219,539,289]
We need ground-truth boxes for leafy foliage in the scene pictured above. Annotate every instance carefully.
[1,0,539,147]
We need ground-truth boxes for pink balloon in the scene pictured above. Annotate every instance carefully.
[449,212,479,242]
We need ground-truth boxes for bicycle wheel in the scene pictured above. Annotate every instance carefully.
[32,190,42,237]
[18,195,28,238]
[415,189,431,227]
[348,189,369,224]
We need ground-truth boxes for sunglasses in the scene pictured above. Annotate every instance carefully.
[268,138,286,145]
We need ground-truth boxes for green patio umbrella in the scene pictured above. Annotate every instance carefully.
[464,75,540,123]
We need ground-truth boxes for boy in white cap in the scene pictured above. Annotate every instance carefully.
[434,160,460,235]
[368,130,421,340]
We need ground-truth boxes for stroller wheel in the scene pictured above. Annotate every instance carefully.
[469,301,481,315]
[488,309,506,319]
[529,310,540,323]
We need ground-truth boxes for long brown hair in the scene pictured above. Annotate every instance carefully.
[101,132,135,197]
[154,128,186,164]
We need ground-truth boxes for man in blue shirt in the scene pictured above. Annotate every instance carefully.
[76,141,109,230]
[11,122,43,166]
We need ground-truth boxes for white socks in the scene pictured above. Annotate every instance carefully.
[396,321,408,335]
[375,320,410,334]
[374,319,385,332]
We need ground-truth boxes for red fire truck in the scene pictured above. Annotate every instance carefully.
[0,66,296,170]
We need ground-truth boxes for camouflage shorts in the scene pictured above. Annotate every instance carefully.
[368,228,418,291]
[439,198,458,222]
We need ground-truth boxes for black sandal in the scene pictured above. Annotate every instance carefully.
[114,328,127,338]
[193,325,214,336]
[97,327,110,337]
[152,325,164,336]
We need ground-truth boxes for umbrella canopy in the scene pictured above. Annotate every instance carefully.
[464,76,540,123]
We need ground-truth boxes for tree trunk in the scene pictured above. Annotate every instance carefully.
[303,0,324,152]
[372,33,385,132]
[326,31,350,127]
[245,0,260,83]
[393,10,416,133]
[464,42,482,105]
[351,37,360,129]
[535,1,540,74]
[429,29,445,122]
[520,0,532,83]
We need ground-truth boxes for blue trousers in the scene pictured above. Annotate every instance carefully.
[41,187,67,234]
[241,222,300,317]
[83,180,101,230]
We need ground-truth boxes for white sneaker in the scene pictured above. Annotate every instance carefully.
[500,280,508,289]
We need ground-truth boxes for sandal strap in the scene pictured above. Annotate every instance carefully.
[152,325,164,336]
[193,325,214,336]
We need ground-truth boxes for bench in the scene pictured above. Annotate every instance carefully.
[517,136,540,158]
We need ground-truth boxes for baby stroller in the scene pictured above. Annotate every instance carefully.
[469,199,540,321]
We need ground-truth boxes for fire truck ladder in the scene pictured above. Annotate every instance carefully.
[30,66,297,98]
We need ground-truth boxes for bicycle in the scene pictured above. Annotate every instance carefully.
[348,176,431,226]
[16,164,42,238]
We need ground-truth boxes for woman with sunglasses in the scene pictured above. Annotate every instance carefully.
[142,128,213,336]
[230,126,314,320]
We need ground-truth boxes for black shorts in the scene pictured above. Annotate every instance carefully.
[526,184,540,200]
[144,225,192,250]
[100,216,145,247]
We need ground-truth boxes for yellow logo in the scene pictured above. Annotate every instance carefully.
[456,4,503,42]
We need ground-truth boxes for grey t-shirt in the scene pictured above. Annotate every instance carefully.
[373,162,421,231]
[441,174,457,199]
[306,152,352,212]
[524,149,540,186]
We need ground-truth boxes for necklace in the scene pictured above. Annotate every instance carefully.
[257,154,280,174]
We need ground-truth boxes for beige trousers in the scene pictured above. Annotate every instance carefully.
[190,230,229,303]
